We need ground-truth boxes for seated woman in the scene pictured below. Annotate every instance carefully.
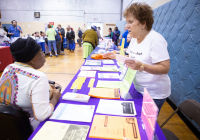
[0,37,61,130]
[104,2,171,112]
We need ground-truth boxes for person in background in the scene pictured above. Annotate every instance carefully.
[119,25,129,49]
[30,33,35,39]
[67,25,73,31]
[46,24,58,57]
[66,27,75,52]
[82,25,98,59]
[96,27,103,40]
[35,32,40,37]
[0,22,7,45]
[115,33,133,54]
[8,20,23,38]
[78,27,82,47]
[57,24,65,53]
[55,29,62,55]
[3,26,10,38]
[104,2,171,113]
[0,37,61,130]
[114,26,120,46]
[105,28,113,40]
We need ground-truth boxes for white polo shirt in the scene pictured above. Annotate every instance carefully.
[126,30,171,99]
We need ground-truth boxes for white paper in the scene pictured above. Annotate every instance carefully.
[84,60,101,66]
[78,70,96,78]
[96,99,137,116]
[50,103,95,122]
[98,73,120,79]
[62,92,90,103]
[102,60,115,64]
[80,66,100,71]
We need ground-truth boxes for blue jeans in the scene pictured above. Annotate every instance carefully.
[153,98,167,113]
[48,40,57,52]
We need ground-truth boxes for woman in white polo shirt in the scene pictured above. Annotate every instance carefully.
[104,3,171,112]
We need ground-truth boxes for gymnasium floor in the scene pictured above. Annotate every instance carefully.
[0,45,198,140]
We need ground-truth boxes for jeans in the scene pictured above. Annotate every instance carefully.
[56,41,62,54]
[61,40,64,51]
[48,40,57,52]
[78,37,82,47]
[115,39,119,46]
[153,98,167,113]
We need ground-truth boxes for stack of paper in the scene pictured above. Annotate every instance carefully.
[96,68,137,99]
[50,103,95,122]
[96,99,137,116]
[96,80,121,88]
[80,66,100,71]
[100,65,119,72]
[88,78,95,88]
[62,92,90,103]
[84,60,101,66]
[89,115,141,140]
[78,70,96,78]
[70,77,86,90]
[88,88,120,99]
[102,60,115,64]
[98,73,120,79]
[32,121,90,140]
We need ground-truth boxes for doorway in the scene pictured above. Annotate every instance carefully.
[87,22,103,37]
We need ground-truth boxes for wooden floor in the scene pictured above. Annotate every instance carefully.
[0,45,198,140]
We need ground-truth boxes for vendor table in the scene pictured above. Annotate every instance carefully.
[28,47,166,140]
[0,46,14,72]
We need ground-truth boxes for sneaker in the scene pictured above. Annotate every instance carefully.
[50,54,52,57]
[61,51,64,53]
[56,55,58,57]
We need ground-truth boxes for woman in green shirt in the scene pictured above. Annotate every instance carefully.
[46,24,58,57]
[105,28,113,39]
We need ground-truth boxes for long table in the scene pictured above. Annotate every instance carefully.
[0,46,14,72]
[28,47,166,140]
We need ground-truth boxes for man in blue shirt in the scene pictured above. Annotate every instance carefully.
[114,26,120,46]
[8,20,23,38]
[119,25,129,48]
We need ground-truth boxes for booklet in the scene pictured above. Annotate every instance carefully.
[100,65,119,72]
[96,68,137,99]
[89,115,141,140]
[80,66,100,71]
[98,73,120,79]
[62,92,90,103]
[78,70,96,78]
[32,121,90,140]
[96,99,137,116]
[102,60,115,64]
[88,88,120,99]
[50,103,95,122]
[88,78,95,88]
[84,60,101,66]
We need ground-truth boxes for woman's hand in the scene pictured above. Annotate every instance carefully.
[52,89,61,101]
[103,52,116,59]
[125,60,142,70]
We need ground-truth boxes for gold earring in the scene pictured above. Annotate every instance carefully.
[31,60,34,64]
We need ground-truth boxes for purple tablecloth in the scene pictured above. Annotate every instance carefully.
[28,47,166,140]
